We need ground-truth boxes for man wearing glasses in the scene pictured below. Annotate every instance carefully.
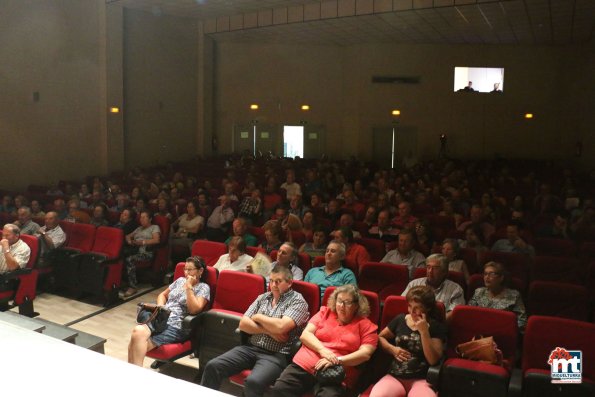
[401,253,464,322]
[201,265,309,397]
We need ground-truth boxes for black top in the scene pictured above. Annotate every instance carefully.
[387,314,447,379]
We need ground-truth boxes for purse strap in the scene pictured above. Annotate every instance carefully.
[138,305,161,326]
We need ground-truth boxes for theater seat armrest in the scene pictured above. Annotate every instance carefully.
[1,268,33,280]
[508,367,522,397]
[426,359,443,388]
[182,312,205,331]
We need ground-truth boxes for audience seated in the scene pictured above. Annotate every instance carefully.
[457,204,495,243]
[441,238,470,285]
[468,261,527,329]
[368,209,399,244]
[299,225,328,260]
[491,220,535,257]
[402,254,465,322]
[381,229,426,279]
[206,195,235,242]
[128,256,210,366]
[304,240,357,299]
[333,227,370,275]
[270,284,378,397]
[368,285,446,397]
[225,217,258,247]
[15,206,40,235]
[260,220,284,254]
[122,210,161,297]
[201,265,309,397]
[0,224,31,276]
[35,211,66,267]
[213,236,253,272]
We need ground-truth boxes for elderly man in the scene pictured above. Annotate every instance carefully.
[225,218,258,247]
[15,206,41,235]
[36,211,67,266]
[492,221,535,257]
[338,213,361,239]
[201,265,309,397]
[272,242,303,281]
[381,228,426,279]
[402,253,465,321]
[392,201,418,230]
[304,240,357,299]
[368,209,399,243]
[206,195,235,242]
[0,224,31,275]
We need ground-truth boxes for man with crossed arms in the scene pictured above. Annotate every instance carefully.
[201,264,309,397]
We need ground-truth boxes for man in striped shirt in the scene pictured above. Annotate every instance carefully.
[201,265,309,397]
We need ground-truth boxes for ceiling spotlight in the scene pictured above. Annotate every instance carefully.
[391,109,401,116]
[524,113,534,119]
[250,104,259,110]
[301,105,310,111]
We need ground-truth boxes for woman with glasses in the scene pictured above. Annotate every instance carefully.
[128,256,210,366]
[368,285,446,397]
[468,261,527,329]
[271,284,378,397]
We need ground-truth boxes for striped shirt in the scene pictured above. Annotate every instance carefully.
[244,289,309,355]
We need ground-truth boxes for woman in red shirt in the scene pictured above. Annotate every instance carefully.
[271,284,378,396]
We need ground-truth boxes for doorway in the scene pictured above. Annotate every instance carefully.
[283,125,304,158]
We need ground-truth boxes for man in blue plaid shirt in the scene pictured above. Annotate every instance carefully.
[201,264,309,397]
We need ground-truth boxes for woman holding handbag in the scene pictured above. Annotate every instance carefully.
[271,284,378,397]
[128,256,210,367]
[369,286,446,397]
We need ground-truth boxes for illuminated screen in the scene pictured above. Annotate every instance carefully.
[454,67,504,93]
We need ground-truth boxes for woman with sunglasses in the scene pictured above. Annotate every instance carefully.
[468,261,527,329]
[128,256,210,366]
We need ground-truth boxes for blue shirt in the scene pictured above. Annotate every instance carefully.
[304,266,357,299]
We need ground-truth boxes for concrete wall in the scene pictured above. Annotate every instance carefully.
[0,0,105,190]
[123,8,198,168]
[214,41,588,164]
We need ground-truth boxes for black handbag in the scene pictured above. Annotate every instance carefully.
[314,364,346,386]
[136,303,171,334]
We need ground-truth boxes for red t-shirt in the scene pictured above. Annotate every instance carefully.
[292,306,378,388]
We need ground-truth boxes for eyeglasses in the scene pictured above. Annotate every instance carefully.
[336,300,355,307]
[483,272,501,278]
[184,268,198,272]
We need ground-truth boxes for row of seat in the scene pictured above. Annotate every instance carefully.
[150,265,594,397]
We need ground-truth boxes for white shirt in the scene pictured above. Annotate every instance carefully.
[0,239,31,274]
[213,253,254,272]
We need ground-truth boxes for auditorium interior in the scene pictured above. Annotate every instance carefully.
[1,1,594,396]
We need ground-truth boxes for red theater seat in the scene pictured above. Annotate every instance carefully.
[438,306,518,397]
[147,263,218,368]
[358,261,409,302]
[191,240,227,267]
[0,234,40,316]
[510,315,595,397]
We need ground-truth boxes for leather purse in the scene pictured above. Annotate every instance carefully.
[136,303,171,334]
[314,364,346,386]
[456,335,503,365]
